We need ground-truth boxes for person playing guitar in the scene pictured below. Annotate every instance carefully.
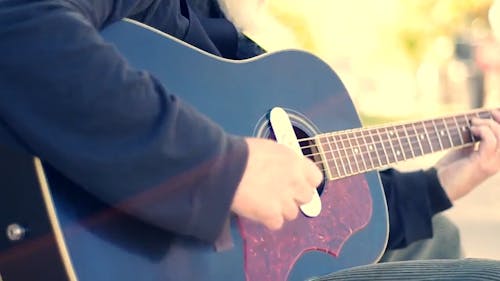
[1,1,500,280]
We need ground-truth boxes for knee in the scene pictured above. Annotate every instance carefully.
[432,214,461,245]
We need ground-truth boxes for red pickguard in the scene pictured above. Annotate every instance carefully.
[238,175,372,281]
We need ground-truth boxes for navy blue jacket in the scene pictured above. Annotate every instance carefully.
[0,0,451,250]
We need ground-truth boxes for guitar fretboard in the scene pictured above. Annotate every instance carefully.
[310,109,495,180]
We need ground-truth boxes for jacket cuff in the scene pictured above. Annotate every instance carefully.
[396,168,452,244]
[189,135,248,242]
[424,167,453,215]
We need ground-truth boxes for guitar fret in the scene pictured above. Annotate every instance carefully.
[385,128,401,162]
[434,118,452,149]
[357,131,369,171]
[317,135,337,179]
[420,122,432,152]
[456,115,473,143]
[465,114,478,142]
[369,128,388,166]
[330,134,348,177]
[445,117,463,146]
[345,133,361,174]
[384,128,397,161]
[396,124,413,159]
[421,121,437,152]
[353,130,370,172]
[335,134,353,175]
[452,116,465,145]
[376,128,393,164]
[431,120,445,150]
[326,136,340,178]
[410,123,425,156]
[404,124,420,157]
[346,132,363,173]
[390,127,404,161]
[363,129,383,168]
[360,131,374,171]
[441,118,455,147]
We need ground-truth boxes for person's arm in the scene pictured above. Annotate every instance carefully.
[1,0,322,243]
[435,112,500,201]
[0,0,246,243]
[381,110,500,250]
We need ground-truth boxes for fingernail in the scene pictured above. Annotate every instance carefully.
[493,110,500,120]
[470,126,480,134]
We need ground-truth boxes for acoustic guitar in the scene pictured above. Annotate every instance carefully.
[0,19,492,281]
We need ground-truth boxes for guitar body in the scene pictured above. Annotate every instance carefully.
[0,20,389,281]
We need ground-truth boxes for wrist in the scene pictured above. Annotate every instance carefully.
[435,162,484,202]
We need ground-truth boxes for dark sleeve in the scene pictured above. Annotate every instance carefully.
[0,0,247,243]
[380,168,453,249]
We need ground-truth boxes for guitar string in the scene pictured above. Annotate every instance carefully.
[311,142,477,178]
[297,109,490,157]
[294,111,491,144]
[308,140,476,177]
[303,130,470,163]
[272,110,493,178]
[297,116,484,144]
[303,124,470,151]
[300,125,473,161]
[306,110,493,177]
[308,130,472,166]
[302,127,473,163]
[296,119,480,177]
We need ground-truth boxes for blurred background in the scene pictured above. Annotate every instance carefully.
[244,0,500,259]
[247,0,500,117]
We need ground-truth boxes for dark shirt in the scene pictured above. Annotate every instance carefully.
[0,0,248,243]
[0,0,451,250]
[380,168,451,249]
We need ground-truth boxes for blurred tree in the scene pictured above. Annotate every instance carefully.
[394,0,493,68]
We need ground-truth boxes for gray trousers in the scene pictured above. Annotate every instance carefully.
[380,214,464,262]
[312,215,500,280]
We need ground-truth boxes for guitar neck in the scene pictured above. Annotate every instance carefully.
[313,108,497,180]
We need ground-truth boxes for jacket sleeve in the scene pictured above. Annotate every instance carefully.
[380,168,453,249]
[0,0,247,243]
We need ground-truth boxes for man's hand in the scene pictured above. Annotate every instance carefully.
[231,138,323,230]
[435,110,500,201]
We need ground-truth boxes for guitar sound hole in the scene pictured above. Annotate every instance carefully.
[267,126,326,196]
[293,126,326,196]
